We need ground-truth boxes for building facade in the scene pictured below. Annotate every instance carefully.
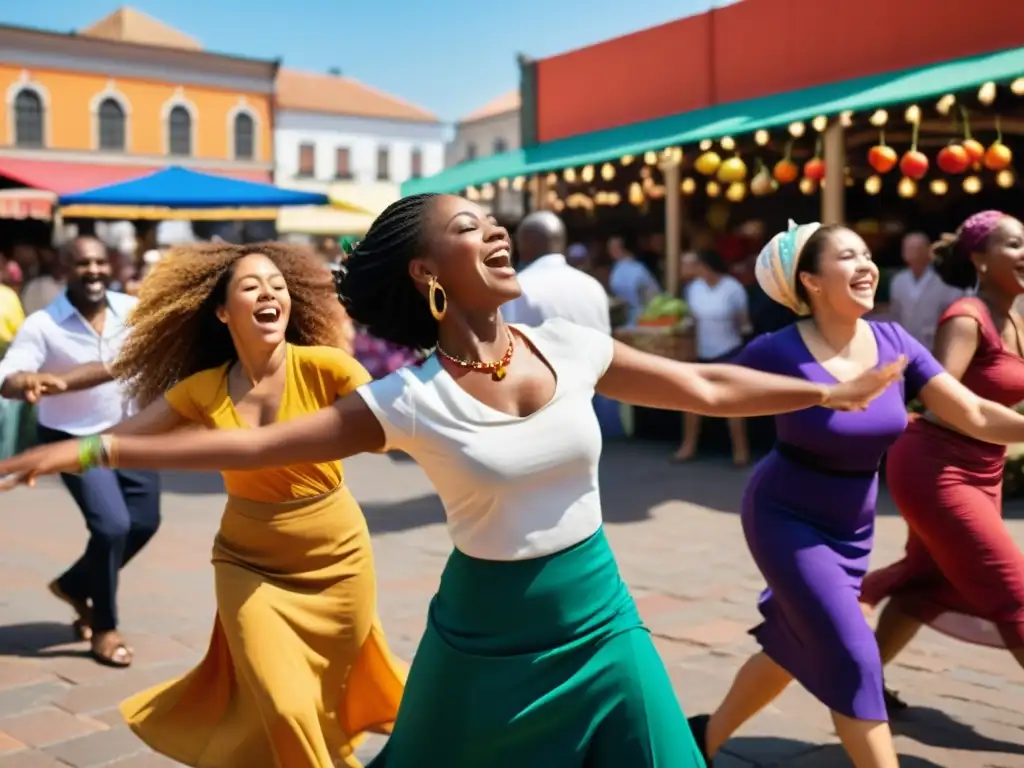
[0,7,277,219]
[274,68,445,236]
[447,90,523,219]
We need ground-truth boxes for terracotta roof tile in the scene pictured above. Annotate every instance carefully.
[459,90,520,124]
[79,6,202,50]
[276,68,439,124]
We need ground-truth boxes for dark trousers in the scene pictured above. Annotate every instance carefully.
[38,425,161,633]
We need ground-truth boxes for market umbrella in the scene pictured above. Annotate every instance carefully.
[57,166,368,220]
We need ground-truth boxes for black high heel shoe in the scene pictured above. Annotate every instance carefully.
[884,686,909,714]
[687,714,712,766]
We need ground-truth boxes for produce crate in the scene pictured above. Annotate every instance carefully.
[614,323,695,363]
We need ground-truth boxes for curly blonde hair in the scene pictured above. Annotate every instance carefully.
[113,241,349,406]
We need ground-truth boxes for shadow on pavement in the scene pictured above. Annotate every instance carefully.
[724,738,944,767]
[159,470,225,495]
[360,494,446,534]
[891,705,1024,757]
[0,620,88,658]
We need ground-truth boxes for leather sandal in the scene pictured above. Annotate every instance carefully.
[90,632,133,668]
[48,581,92,641]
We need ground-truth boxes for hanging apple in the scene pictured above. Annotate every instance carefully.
[803,139,826,182]
[963,139,985,166]
[694,151,722,176]
[717,155,748,183]
[937,143,970,175]
[804,158,825,181]
[773,140,799,184]
[899,120,929,180]
[983,116,1013,171]
[960,107,985,167]
[750,160,776,196]
[867,131,898,174]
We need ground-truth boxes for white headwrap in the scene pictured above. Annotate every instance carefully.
[754,219,822,315]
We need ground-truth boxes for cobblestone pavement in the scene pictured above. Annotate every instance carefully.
[1,441,1023,767]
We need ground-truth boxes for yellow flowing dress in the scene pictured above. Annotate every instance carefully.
[120,344,406,768]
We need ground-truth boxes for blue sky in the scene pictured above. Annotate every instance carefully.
[1,1,731,122]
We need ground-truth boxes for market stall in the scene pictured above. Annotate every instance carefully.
[57,166,338,220]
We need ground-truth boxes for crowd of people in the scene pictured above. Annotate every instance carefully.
[0,199,1021,767]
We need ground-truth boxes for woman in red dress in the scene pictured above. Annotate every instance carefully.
[862,211,1024,706]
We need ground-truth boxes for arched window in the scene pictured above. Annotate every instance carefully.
[168,105,192,156]
[493,137,508,154]
[14,89,44,148]
[97,98,126,151]
[233,112,255,160]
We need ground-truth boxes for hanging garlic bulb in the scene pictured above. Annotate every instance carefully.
[864,175,882,195]
[600,163,615,181]
[929,179,948,196]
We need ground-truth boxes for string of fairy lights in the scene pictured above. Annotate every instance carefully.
[462,77,1023,213]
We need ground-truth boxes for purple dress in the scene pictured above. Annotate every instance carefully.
[734,321,943,721]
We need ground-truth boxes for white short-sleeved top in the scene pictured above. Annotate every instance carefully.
[356,318,614,561]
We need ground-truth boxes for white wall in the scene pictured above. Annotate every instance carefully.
[447,109,524,219]
[446,109,520,168]
[274,110,446,188]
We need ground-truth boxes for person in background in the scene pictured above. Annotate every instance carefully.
[0,276,23,353]
[320,237,343,268]
[21,247,65,315]
[888,231,964,350]
[503,211,610,334]
[637,232,665,285]
[0,236,161,667]
[0,279,27,458]
[608,236,660,326]
[862,211,1024,709]
[675,250,752,465]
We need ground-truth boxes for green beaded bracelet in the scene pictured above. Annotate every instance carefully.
[77,435,106,473]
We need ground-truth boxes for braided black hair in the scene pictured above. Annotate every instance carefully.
[335,193,441,350]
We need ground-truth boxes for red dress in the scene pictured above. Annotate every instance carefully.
[862,297,1024,648]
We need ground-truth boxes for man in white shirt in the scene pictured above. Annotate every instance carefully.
[504,211,611,334]
[889,231,964,351]
[0,236,160,668]
[607,236,660,326]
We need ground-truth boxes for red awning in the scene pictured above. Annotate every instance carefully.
[0,158,271,196]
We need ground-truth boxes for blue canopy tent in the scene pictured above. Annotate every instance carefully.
[56,166,366,220]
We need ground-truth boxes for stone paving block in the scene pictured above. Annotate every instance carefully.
[0,682,70,720]
[0,709,106,749]
[0,751,67,768]
[51,666,188,717]
[2,447,1024,766]
[108,753,179,767]
[722,711,835,766]
[43,727,146,768]
[0,733,25,755]
[660,618,751,648]
[0,663,56,695]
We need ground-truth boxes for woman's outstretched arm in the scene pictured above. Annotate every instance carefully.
[0,393,385,486]
[598,340,905,416]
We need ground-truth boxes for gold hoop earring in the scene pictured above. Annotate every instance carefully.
[427,276,447,322]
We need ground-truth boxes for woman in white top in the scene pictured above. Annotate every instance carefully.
[676,250,753,465]
[0,194,905,767]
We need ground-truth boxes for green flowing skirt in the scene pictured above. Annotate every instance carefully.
[369,528,705,767]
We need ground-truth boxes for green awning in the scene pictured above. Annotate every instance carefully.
[403,45,1024,196]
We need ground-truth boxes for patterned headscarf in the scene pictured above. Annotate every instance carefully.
[755,220,822,315]
[951,210,1005,257]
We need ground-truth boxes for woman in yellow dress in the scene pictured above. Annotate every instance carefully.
[99,242,403,767]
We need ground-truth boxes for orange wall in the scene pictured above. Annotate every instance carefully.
[536,0,1024,143]
[0,65,272,161]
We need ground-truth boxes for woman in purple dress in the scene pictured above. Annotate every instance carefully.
[688,221,1024,768]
